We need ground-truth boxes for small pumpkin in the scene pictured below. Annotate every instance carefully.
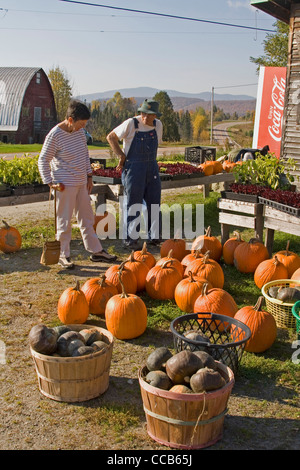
[274,241,300,277]
[190,367,225,393]
[125,250,150,291]
[105,261,137,294]
[156,249,184,277]
[160,238,188,261]
[234,238,269,273]
[146,347,173,371]
[191,226,222,261]
[254,256,289,289]
[0,220,22,253]
[181,249,203,271]
[145,259,182,300]
[28,324,58,355]
[169,384,193,393]
[130,242,156,269]
[165,350,203,385]
[81,274,118,315]
[174,271,213,312]
[57,281,89,325]
[193,283,238,320]
[185,252,225,289]
[105,271,147,340]
[198,161,214,176]
[145,370,172,390]
[234,296,277,353]
[222,231,244,265]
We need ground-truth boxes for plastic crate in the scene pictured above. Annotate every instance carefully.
[170,313,251,375]
[184,146,216,165]
[292,301,300,339]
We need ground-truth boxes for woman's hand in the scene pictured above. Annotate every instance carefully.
[87,176,93,194]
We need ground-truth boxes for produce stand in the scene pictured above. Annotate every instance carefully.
[263,205,300,256]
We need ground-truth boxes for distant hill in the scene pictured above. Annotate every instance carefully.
[76,86,256,117]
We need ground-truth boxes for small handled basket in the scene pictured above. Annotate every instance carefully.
[40,189,60,266]
[261,279,300,329]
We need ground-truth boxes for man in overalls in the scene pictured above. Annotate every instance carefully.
[107,99,163,250]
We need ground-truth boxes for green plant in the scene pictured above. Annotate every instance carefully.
[232,154,296,190]
[0,155,43,186]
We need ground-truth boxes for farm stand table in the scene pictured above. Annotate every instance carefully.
[263,206,300,256]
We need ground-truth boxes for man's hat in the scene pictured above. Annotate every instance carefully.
[138,99,161,117]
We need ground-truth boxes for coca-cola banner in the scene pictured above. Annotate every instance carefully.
[252,66,287,157]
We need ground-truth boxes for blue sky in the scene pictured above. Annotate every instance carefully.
[1,0,276,99]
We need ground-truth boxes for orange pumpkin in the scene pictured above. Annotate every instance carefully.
[274,241,300,278]
[81,274,118,315]
[160,238,188,261]
[198,161,214,176]
[0,220,22,253]
[211,160,223,174]
[105,272,147,340]
[57,280,89,324]
[193,283,238,319]
[185,252,224,288]
[181,249,203,271]
[145,259,182,300]
[130,242,156,269]
[234,238,269,273]
[156,249,184,277]
[254,255,289,289]
[234,296,277,353]
[125,250,150,291]
[174,271,212,313]
[291,267,300,282]
[191,226,222,261]
[222,231,244,265]
[222,160,236,173]
[105,261,137,294]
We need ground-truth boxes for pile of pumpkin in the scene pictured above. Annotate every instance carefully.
[143,346,226,394]
[28,323,109,357]
[54,227,300,355]
[198,159,237,176]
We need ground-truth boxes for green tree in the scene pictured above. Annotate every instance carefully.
[250,20,289,72]
[153,91,180,142]
[48,66,73,121]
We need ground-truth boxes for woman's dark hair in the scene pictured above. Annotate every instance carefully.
[66,99,91,121]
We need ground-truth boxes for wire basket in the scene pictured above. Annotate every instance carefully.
[170,313,251,375]
[292,301,300,339]
[261,279,300,329]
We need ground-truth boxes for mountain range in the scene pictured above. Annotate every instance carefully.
[76,86,257,116]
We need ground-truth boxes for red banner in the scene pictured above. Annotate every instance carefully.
[252,66,287,157]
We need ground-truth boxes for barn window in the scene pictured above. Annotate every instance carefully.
[36,72,41,84]
[22,107,29,117]
[45,108,51,118]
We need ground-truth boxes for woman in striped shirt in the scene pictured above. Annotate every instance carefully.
[38,99,117,269]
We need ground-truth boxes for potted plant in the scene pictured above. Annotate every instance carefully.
[0,155,48,196]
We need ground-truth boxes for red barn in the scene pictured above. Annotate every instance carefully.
[0,67,57,144]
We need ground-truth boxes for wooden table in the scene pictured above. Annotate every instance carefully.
[263,205,300,255]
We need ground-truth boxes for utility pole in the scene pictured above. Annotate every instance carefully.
[210,86,214,145]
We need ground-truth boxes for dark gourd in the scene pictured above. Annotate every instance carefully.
[145,370,172,390]
[56,330,85,357]
[91,340,108,352]
[192,351,217,370]
[268,286,280,298]
[276,287,300,303]
[80,328,103,345]
[29,324,58,355]
[67,339,85,356]
[165,350,203,384]
[190,367,226,393]
[146,347,173,371]
[71,345,95,357]
[184,331,211,345]
[52,325,71,338]
[169,384,193,394]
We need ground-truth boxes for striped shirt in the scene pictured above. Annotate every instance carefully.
[38,125,92,186]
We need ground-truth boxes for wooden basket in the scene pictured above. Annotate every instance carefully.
[261,279,300,329]
[30,324,114,402]
[139,362,234,449]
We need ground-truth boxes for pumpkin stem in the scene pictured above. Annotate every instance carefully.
[2,220,10,229]
[254,296,265,311]
[74,280,81,291]
[205,226,211,237]
[141,242,147,254]
[202,251,210,263]
[161,259,173,269]
[188,271,195,282]
[201,282,210,296]
[118,270,129,298]
[129,250,135,262]
[99,274,106,287]
[167,249,173,258]
[286,240,290,255]
[233,231,241,241]
[273,255,279,265]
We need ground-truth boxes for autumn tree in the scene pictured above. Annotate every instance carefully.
[250,20,289,72]
[153,91,180,142]
[48,66,73,121]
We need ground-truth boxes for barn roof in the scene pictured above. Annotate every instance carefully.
[0,67,42,131]
[251,0,299,24]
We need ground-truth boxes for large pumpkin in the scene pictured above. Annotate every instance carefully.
[0,220,22,253]
[105,261,137,294]
[274,241,300,278]
[145,259,182,300]
[234,296,277,353]
[81,274,118,315]
[254,255,288,289]
[185,252,224,288]
[191,226,222,261]
[193,283,238,320]
[174,271,212,313]
[125,250,150,291]
[57,281,89,324]
[234,238,269,273]
[130,242,156,269]
[160,238,188,262]
[105,272,147,340]
[156,249,184,277]
[222,231,244,265]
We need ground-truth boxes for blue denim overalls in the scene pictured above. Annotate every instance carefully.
[121,118,161,242]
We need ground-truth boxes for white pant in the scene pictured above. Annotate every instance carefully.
[56,184,102,258]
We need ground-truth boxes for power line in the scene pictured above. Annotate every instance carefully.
[59,0,276,33]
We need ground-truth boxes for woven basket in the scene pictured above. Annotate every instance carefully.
[261,279,300,329]
[30,324,114,402]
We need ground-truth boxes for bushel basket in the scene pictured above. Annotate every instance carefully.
[170,313,251,374]
[261,279,300,329]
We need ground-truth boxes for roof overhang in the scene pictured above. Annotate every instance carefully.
[251,0,295,24]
